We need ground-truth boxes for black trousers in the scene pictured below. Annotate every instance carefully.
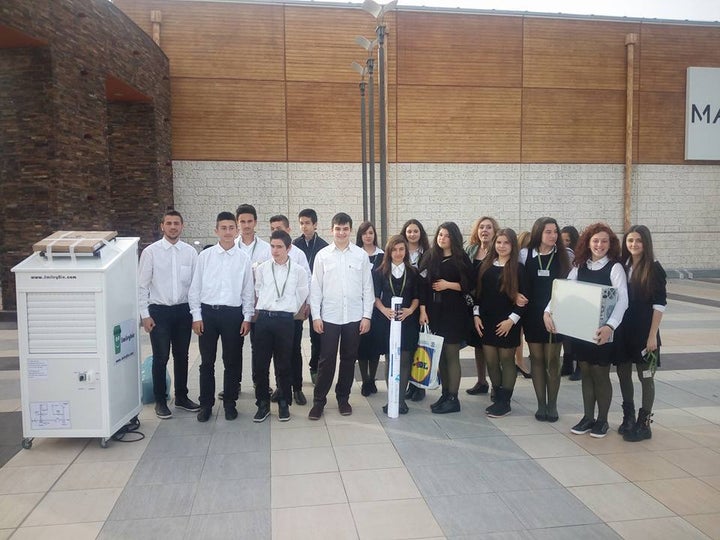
[149,303,192,402]
[198,304,244,409]
[291,319,304,390]
[253,312,293,405]
[313,320,361,406]
[308,319,322,372]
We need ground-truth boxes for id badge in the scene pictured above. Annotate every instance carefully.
[537,269,550,277]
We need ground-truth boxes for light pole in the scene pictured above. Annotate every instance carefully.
[351,61,369,222]
[356,36,377,226]
[361,0,396,244]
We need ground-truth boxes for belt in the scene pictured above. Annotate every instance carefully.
[257,310,294,319]
[201,303,242,310]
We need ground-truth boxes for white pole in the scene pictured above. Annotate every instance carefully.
[386,296,403,418]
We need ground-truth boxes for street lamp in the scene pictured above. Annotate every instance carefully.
[351,60,369,222]
[362,0,397,244]
[355,35,378,226]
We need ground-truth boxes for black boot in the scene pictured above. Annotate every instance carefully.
[618,401,636,435]
[487,388,512,418]
[569,363,581,381]
[430,390,448,411]
[411,387,426,402]
[561,354,574,376]
[432,393,460,414]
[486,386,500,413]
[405,385,417,400]
[624,408,652,442]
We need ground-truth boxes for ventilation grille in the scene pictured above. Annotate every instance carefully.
[27,292,98,354]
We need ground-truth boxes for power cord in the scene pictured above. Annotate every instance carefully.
[111,416,145,443]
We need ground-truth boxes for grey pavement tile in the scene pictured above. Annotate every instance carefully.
[141,434,210,459]
[449,532,534,540]
[383,416,449,442]
[650,382,719,408]
[407,461,492,497]
[153,417,217,437]
[0,381,19,400]
[185,510,271,540]
[128,456,204,486]
[392,438,466,466]
[99,516,189,540]
[200,451,270,482]
[433,415,504,439]
[208,429,270,454]
[0,445,21,469]
[109,482,197,520]
[454,436,531,462]
[669,380,720,402]
[191,477,270,514]
[0,357,19,370]
[480,460,562,492]
[527,523,622,540]
[499,488,601,529]
[427,492,525,536]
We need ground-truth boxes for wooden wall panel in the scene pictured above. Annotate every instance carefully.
[640,23,720,93]
[522,88,627,163]
[637,91,686,163]
[397,12,522,87]
[171,78,286,161]
[523,18,640,90]
[396,86,521,163]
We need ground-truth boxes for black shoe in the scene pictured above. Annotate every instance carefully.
[278,400,290,422]
[430,392,448,411]
[546,407,559,423]
[382,402,409,415]
[338,400,353,416]
[466,382,490,395]
[293,390,307,406]
[516,365,532,379]
[369,380,378,394]
[569,366,581,381]
[405,385,417,400]
[534,411,547,421]
[570,416,596,435]
[224,406,238,421]
[487,401,511,418]
[270,389,280,403]
[155,401,172,419]
[197,407,212,422]
[360,382,372,397]
[410,387,426,402]
[308,403,324,420]
[253,402,270,423]
[590,420,609,438]
[175,397,200,412]
[432,394,461,414]
[618,402,636,435]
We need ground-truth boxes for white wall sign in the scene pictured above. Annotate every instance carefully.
[686,67,720,160]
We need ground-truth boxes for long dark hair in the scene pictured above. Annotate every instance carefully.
[356,221,378,248]
[622,225,657,301]
[420,222,470,289]
[476,228,520,300]
[400,218,430,252]
[561,225,580,251]
[574,222,621,267]
[528,217,570,279]
[378,235,414,277]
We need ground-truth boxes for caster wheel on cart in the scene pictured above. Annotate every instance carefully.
[99,438,110,448]
[21,438,33,450]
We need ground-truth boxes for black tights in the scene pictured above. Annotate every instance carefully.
[616,361,655,411]
[579,361,612,422]
[358,355,380,383]
[528,342,562,417]
[483,345,516,391]
[438,343,462,395]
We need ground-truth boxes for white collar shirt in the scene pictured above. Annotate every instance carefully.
[254,258,309,313]
[391,263,405,279]
[310,242,374,324]
[137,238,198,318]
[237,235,272,266]
[288,244,312,291]
[188,243,255,321]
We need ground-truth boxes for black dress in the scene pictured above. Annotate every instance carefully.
[523,248,565,344]
[423,255,474,344]
[358,249,385,358]
[621,261,667,363]
[370,266,421,355]
[476,262,527,349]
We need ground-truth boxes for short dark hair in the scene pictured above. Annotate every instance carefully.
[163,209,184,223]
[270,230,292,248]
[331,212,352,228]
[216,211,236,224]
[235,204,257,220]
[298,208,318,224]
[270,214,290,228]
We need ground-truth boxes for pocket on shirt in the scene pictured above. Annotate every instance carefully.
[180,265,193,287]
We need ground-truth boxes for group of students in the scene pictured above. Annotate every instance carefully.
[353,216,666,442]
[139,206,666,441]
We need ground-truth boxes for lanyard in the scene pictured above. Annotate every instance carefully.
[538,251,555,272]
[271,259,291,299]
[389,269,407,297]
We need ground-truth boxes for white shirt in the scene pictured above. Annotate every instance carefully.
[288,244,312,290]
[255,258,309,314]
[137,238,197,318]
[237,235,272,266]
[391,263,405,279]
[188,243,255,321]
[310,242,374,324]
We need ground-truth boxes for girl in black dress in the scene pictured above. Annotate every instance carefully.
[420,222,474,414]
[619,225,666,441]
[560,225,581,379]
[464,216,500,396]
[520,218,571,422]
[374,235,422,415]
[356,221,384,396]
[473,228,527,418]
[544,223,628,438]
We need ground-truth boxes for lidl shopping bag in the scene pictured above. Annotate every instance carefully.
[410,325,444,389]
